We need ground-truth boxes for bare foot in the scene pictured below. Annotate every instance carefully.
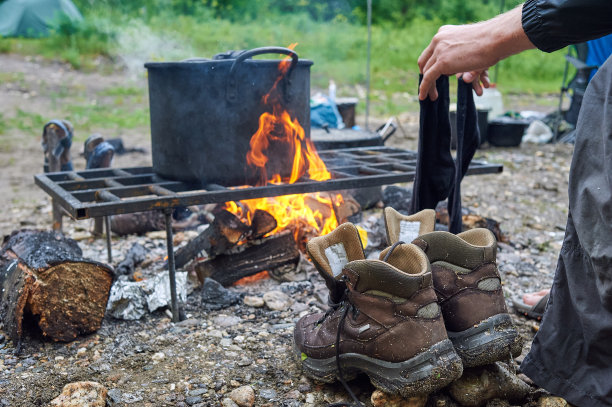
[523,289,550,306]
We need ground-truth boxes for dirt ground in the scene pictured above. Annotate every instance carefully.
[0,53,574,406]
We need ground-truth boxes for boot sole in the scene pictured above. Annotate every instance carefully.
[294,339,463,398]
[447,313,523,368]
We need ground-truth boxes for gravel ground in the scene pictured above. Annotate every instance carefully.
[0,54,574,406]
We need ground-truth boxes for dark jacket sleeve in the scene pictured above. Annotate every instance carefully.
[522,0,612,52]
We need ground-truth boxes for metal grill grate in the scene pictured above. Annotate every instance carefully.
[35,146,502,220]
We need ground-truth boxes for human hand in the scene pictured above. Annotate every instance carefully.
[459,70,490,96]
[418,24,497,100]
[417,5,533,100]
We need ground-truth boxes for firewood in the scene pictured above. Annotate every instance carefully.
[249,209,277,239]
[194,230,300,287]
[0,230,114,343]
[174,210,249,269]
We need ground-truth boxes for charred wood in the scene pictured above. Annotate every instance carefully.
[174,210,249,269]
[110,211,165,236]
[0,230,114,343]
[116,243,146,276]
[194,230,300,287]
[249,209,277,240]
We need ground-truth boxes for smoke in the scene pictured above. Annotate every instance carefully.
[115,20,194,78]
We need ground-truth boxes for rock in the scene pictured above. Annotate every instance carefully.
[263,290,292,311]
[107,389,122,406]
[176,318,201,327]
[213,315,241,327]
[538,396,571,407]
[0,334,4,343]
[243,295,265,308]
[259,388,277,400]
[448,363,531,406]
[189,388,208,397]
[186,395,203,405]
[284,389,301,400]
[201,278,242,310]
[222,398,239,407]
[49,381,108,407]
[370,389,427,407]
[152,352,165,362]
[382,185,412,213]
[229,385,255,407]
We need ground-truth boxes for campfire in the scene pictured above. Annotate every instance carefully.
[223,45,353,250]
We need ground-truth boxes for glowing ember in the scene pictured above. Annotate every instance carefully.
[233,270,270,286]
[224,44,343,247]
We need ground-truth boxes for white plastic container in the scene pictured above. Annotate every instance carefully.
[475,83,504,120]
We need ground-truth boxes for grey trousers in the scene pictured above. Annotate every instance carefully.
[521,55,612,406]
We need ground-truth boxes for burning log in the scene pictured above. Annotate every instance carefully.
[194,230,300,287]
[249,209,277,240]
[174,210,249,269]
[0,230,114,343]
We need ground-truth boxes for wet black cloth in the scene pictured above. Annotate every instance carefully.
[410,76,454,214]
[448,80,480,234]
[522,0,612,53]
[410,76,479,234]
[521,55,612,406]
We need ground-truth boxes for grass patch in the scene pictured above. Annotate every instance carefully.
[7,109,47,135]
[99,86,142,97]
[64,103,149,137]
[0,113,7,136]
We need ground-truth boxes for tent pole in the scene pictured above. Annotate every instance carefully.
[365,0,372,131]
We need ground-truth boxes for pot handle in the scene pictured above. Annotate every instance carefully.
[227,47,299,102]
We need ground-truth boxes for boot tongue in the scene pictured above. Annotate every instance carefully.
[383,207,436,245]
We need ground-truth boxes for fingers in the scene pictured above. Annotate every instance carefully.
[458,70,491,96]
[472,78,484,96]
[480,70,490,88]
[419,67,439,101]
[418,43,434,73]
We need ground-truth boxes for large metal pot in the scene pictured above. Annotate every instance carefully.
[145,47,313,186]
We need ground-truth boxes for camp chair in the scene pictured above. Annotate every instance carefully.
[555,35,612,140]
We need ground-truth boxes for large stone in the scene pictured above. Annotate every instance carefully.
[229,385,255,407]
[370,390,427,407]
[50,381,108,407]
[538,396,571,407]
[448,363,531,406]
[263,290,292,310]
[201,278,242,310]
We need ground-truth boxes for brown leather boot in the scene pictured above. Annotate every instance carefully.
[295,236,462,397]
[384,207,523,367]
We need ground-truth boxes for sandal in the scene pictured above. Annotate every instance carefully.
[512,291,550,321]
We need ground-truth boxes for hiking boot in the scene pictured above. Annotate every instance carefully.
[306,222,366,308]
[384,207,523,367]
[295,230,463,397]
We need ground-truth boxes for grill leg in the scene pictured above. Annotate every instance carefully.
[52,199,63,231]
[105,216,112,263]
[165,209,180,323]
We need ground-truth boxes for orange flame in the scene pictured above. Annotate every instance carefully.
[225,43,341,247]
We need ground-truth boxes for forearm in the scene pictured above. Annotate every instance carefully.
[484,5,536,65]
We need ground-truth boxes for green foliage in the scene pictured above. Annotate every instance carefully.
[5,0,568,119]
[0,112,6,136]
[8,109,46,134]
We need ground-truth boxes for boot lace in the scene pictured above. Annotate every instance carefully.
[323,275,363,407]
